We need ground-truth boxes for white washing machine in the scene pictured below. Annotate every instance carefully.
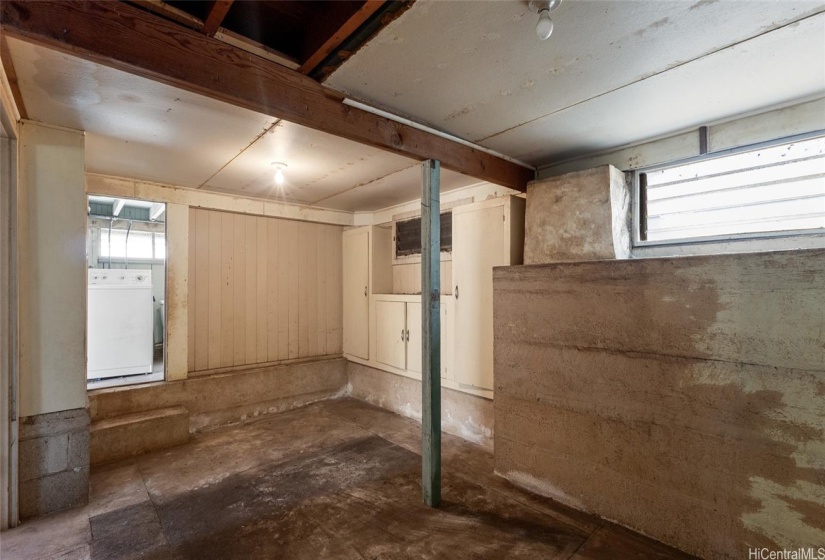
[87,269,154,380]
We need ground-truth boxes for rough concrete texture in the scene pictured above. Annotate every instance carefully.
[493,249,825,559]
[88,357,347,431]
[348,361,494,449]
[0,400,694,560]
[90,406,190,466]
[18,408,90,519]
[524,165,631,264]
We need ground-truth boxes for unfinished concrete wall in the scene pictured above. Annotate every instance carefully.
[89,357,347,431]
[348,361,494,449]
[524,165,630,264]
[493,249,825,559]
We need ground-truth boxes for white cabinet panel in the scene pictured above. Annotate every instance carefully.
[453,203,507,390]
[406,303,422,375]
[375,300,406,370]
[343,228,370,359]
[407,301,451,379]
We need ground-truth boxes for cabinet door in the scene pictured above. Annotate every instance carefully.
[342,228,369,359]
[453,204,506,390]
[407,302,450,380]
[375,300,407,370]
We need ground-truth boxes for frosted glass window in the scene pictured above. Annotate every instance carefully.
[640,136,825,242]
[101,230,156,259]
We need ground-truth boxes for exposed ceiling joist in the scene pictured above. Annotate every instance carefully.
[298,0,386,75]
[201,0,234,38]
[0,34,26,120]
[0,0,533,191]
[129,0,203,31]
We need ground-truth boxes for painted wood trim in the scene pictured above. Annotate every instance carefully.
[86,174,354,227]
[165,203,188,380]
[0,1,533,191]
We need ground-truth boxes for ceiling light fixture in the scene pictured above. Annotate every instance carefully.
[529,0,561,41]
[271,162,288,185]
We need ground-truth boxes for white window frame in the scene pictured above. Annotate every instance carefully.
[631,130,825,258]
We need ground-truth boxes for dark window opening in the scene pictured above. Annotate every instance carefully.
[395,212,452,257]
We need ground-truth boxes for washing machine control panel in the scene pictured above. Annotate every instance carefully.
[88,269,153,286]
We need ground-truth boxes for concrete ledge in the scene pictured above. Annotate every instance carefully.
[89,357,348,432]
[347,361,494,449]
[91,406,189,466]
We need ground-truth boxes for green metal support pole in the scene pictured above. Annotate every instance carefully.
[421,159,441,507]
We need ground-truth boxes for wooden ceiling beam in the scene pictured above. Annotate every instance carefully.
[0,1,534,191]
[0,34,26,121]
[298,0,385,75]
[201,0,234,38]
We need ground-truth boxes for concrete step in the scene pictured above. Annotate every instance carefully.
[90,406,189,466]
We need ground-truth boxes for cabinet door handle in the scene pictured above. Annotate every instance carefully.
[364,286,368,297]
[401,329,405,341]
[455,285,459,299]
[405,329,410,342]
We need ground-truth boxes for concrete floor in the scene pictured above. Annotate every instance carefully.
[0,398,695,559]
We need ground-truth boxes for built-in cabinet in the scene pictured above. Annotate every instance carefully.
[342,228,369,359]
[343,195,525,398]
[453,196,524,390]
[373,295,452,379]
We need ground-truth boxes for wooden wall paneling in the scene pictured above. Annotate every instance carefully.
[278,219,290,360]
[298,222,310,357]
[266,218,279,362]
[207,210,222,369]
[256,216,268,364]
[323,227,334,354]
[287,220,300,359]
[307,223,319,357]
[194,209,210,371]
[188,208,344,371]
[244,215,257,365]
[232,213,246,366]
[317,225,328,355]
[187,208,197,372]
[220,212,234,367]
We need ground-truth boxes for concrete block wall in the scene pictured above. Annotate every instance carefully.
[493,249,825,559]
[18,409,89,519]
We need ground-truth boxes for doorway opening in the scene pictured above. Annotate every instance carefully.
[86,196,166,390]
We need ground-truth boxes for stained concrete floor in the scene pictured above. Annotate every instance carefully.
[0,398,696,560]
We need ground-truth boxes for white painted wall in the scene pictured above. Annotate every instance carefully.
[17,121,86,417]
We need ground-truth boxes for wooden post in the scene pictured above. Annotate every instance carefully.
[421,159,441,507]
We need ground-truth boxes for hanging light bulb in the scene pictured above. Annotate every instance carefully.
[529,0,561,41]
[272,162,287,185]
[536,9,553,40]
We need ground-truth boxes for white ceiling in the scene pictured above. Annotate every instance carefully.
[7,38,480,212]
[326,0,825,167]
[7,0,825,210]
